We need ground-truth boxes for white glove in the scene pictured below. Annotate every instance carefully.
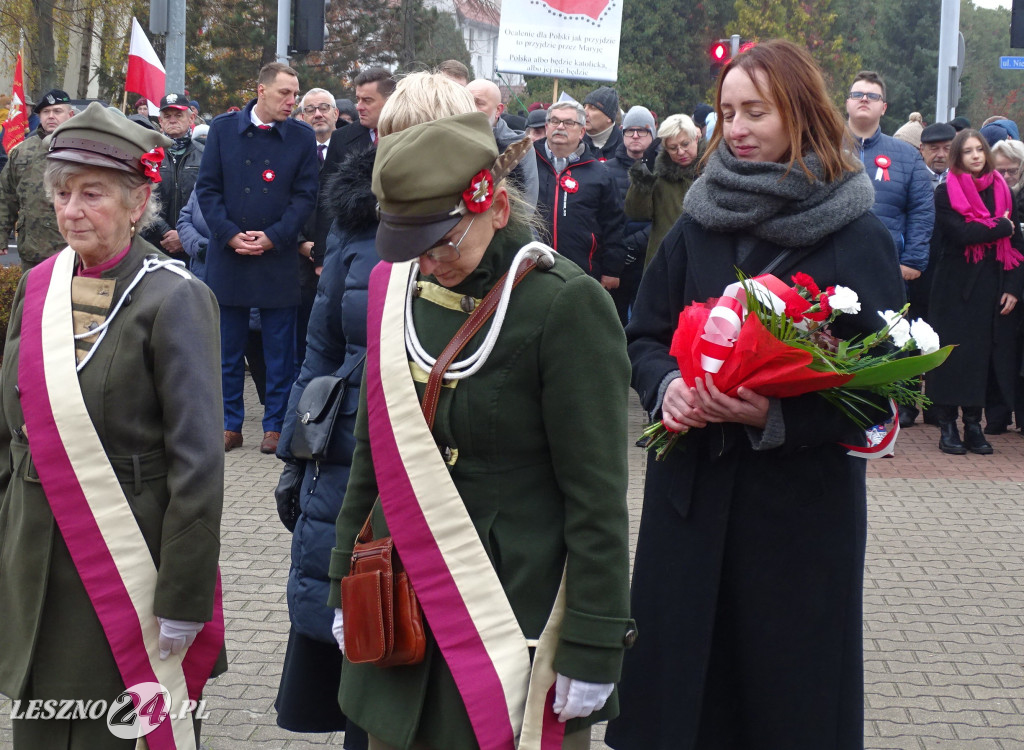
[552,673,614,722]
[332,608,345,655]
[157,618,204,661]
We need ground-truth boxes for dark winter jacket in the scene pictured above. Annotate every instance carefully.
[625,142,705,267]
[604,142,651,265]
[586,124,625,162]
[853,127,935,271]
[142,138,204,259]
[176,189,210,280]
[277,148,379,643]
[606,209,904,750]
[926,180,1024,407]
[535,139,627,279]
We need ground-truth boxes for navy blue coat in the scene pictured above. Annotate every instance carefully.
[277,149,378,643]
[853,128,935,272]
[195,100,319,307]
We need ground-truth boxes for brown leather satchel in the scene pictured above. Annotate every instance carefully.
[341,257,541,667]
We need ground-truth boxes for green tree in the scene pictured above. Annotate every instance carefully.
[959,1,1024,129]
[729,0,861,108]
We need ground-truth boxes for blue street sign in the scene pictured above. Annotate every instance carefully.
[1000,56,1024,69]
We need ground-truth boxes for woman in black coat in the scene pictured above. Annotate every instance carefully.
[604,41,904,750]
[927,129,1024,453]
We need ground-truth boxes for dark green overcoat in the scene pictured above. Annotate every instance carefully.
[327,226,635,749]
[0,238,227,714]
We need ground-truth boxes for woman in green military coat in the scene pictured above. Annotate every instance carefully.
[0,102,225,749]
[327,112,635,750]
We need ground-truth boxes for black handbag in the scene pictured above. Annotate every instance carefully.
[291,353,366,463]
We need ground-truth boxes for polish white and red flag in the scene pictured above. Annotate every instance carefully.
[126,17,165,112]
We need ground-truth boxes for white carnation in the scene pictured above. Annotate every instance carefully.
[828,285,861,315]
[878,310,912,347]
[910,318,941,355]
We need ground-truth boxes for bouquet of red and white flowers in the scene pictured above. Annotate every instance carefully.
[638,272,952,459]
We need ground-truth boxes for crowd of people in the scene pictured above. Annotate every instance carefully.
[1,39,1023,750]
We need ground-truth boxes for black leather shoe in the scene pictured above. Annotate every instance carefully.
[938,422,966,455]
[983,423,1008,435]
[898,405,918,428]
[963,422,994,454]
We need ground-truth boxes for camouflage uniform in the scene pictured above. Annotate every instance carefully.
[0,127,66,268]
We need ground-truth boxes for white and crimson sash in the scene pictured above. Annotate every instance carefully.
[18,248,224,750]
[365,260,566,750]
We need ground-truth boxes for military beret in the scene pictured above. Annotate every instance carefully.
[45,102,172,180]
[373,112,532,262]
[35,89,71,114]
[920,123,956,144]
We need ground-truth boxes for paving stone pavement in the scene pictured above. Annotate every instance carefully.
[2,386,1024,749]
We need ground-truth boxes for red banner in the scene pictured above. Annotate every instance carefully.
[2,51,28,153]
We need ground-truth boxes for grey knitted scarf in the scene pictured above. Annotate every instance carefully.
[682,143,876,247]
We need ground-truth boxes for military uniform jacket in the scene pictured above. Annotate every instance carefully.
[327,227,636,749]
[0,127,66,264]
[195,100,319,307]
[0,238,227,702]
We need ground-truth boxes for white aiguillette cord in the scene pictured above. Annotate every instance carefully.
[404,241,557,380]
[73,255,191,373]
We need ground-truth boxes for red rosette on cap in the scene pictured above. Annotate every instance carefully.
[140,147,164,183]
[463,169,494,213]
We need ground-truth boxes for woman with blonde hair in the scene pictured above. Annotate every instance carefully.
[991,138,1024,194]
[625,113,706,267]
[606,40,903,749]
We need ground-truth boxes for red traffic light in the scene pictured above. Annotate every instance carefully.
[709,41,729,63]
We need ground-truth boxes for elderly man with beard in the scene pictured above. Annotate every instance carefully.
[141,92,203,264]
[0,89,75,270]
[535,100,626,290]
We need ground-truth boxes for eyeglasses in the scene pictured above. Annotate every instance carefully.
[547,117,582,129]
[302,103,334,114]
[623,128,651,138]
[998,167,1021,179]
[664,141,693,153]
[423,217,476,263]
[848,91,883,102]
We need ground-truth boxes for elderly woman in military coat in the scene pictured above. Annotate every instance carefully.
[0,103,225,749]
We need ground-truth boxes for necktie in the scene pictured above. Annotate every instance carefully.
[258,124,271,130]
[318,144,326,164]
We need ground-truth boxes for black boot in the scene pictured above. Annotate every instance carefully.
[936,405,966,455]
[962,407,994,454]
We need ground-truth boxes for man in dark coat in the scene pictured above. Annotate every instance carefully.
[535,101,627,289]
[142,92,203,264]
[195,62,319,454]
[583,85,623,161]
[311,67,395,271]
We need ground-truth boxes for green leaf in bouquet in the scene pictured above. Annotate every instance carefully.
[843,345,953,388]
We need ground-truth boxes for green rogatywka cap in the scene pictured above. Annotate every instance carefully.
[372,112,500,263]
[44,101,172,179]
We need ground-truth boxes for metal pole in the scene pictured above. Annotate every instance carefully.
[936,0,960,123]
[277,0,291,63]
[165,0,186,95]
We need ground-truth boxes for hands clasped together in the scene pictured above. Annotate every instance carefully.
[661,374,769,434]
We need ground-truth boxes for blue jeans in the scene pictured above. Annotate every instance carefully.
[221,304,296,432]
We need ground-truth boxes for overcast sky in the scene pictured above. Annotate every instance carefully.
[974,0,1010,8]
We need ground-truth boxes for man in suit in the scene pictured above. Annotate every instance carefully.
[311,67,395,270]
[195,62,319,454]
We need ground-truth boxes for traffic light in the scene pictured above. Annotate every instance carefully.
[293,0,328,53]
[709,39,730,78]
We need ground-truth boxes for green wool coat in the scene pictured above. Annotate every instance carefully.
[0,238,227,709]
[625,143,705,269]
[327,226,635,750]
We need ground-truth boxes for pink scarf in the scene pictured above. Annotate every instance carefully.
[945,169,1022,270]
